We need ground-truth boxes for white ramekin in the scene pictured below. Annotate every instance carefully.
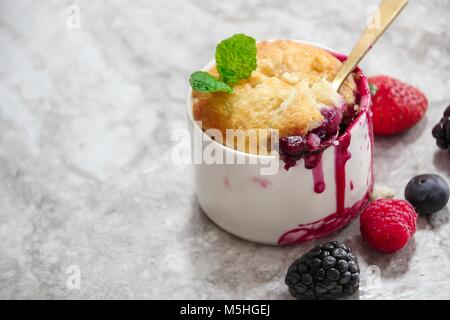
[187,40,374,245]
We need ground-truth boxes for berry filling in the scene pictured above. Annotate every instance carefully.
[277,65,373,245]
[279,105,348,170]
[312,106,343,139]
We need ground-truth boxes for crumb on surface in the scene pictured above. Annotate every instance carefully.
[370,184,396,201]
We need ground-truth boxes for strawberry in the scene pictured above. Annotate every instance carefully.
[368,76,428,136]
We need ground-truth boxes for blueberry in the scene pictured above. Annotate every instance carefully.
[405,174,450,215]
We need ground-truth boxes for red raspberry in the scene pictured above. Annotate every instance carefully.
[360,199,418,253]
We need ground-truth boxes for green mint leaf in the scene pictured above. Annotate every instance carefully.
[189,71,233,93]
[369,83,378,96]
[215,33,257,85]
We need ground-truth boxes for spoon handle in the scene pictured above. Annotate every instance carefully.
[331,0,409,92]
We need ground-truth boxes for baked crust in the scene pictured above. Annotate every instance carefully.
[192,40,357,150]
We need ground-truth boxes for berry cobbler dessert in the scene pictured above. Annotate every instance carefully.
[188,34,373,246]
[192,40,360,165]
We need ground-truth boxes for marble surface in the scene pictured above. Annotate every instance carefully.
[1,0,450,300]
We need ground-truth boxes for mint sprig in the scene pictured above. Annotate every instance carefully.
[189,34,257,93]
[189,71,233,93]
[215,34,257,85]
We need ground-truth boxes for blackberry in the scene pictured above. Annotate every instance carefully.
[285,241,360,300]
[432,105,450,153]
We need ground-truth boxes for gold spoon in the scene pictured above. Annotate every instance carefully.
[331,0,409,92]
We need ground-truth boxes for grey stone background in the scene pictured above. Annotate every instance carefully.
[0,0,449,299]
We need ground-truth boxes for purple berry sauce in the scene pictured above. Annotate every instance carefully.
[279,106,344,171]
[277,52,374,245]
